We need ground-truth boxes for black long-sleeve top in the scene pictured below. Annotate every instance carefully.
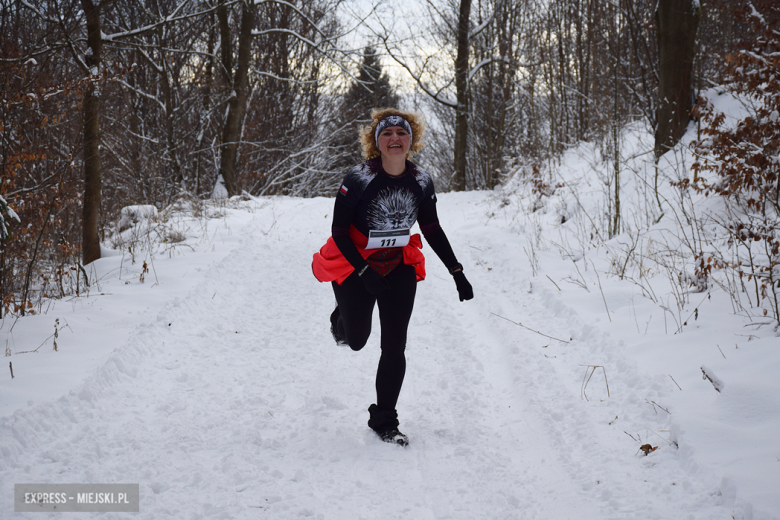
[331,157,459,274]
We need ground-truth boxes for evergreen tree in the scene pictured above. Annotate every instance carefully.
[332,46,400,171]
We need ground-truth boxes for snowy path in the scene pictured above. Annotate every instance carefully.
[1,195,736,519]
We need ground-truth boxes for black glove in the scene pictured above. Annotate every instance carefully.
[359,266,390,295]
[452,270,473,301]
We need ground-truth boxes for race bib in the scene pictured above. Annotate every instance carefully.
[365,229,411,250]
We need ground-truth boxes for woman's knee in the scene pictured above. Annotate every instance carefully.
[345,325,371,351]
[379,339,406,357]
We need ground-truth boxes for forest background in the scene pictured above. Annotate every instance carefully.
[0,0,778,326]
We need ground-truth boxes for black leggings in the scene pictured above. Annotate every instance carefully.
[332,264,417,413]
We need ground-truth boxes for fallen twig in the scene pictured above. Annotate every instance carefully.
[646,400,670,414]
[647,428,674,446]
[14,319,71,355]
[15,333,55,354]
[743,321,774,328]
[490,313,570,344]
[701,365,724,393]
[546,275,561,291]
[580,365,610,400]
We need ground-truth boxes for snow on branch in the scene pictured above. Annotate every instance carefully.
[701,365,724,393]
[114,79,167,113]
[102,0,237,42]
[19,0,60,25]
[378,39,457,108]
[257,0,335,41]
[0,195,21,242]
[249,69,319,84]
[469,5,497,40]
[467,56,544,84]
[747,2,766,25]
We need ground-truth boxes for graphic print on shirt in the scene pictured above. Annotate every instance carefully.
[367,187,418,230]
[414,166,432,193]
[347,163,377,191]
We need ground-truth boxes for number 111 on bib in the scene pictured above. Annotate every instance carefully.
[366,229,411,250]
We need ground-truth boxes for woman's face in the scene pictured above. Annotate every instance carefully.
[376,126,411,159]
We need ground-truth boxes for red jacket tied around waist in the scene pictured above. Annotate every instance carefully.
[312,226,426,285]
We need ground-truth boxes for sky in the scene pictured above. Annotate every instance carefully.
[336,0,442,94]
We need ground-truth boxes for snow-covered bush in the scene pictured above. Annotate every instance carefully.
[117,205,159,233]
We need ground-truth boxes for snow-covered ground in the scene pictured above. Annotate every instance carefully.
[2,93,779,519]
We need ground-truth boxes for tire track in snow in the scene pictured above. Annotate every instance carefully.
[405,204,602,519]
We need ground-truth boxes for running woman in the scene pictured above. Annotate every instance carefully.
[312,108,473,446]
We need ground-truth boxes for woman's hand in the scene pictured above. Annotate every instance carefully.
[359,266,390,295]
[452,271,473,301]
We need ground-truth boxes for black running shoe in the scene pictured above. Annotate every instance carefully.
[378,429,409,447]
[330,306,347,346]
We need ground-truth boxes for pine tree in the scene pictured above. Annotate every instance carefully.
[332,46,400,172]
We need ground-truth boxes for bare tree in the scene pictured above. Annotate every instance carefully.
[214,0,254,197]
[102,0,217,208]
[452,0,472,191]
[211,0,356,198]
[469,0,535,188]
[378,0,539,189]
[240,0,351,196]
[17,0,217,263]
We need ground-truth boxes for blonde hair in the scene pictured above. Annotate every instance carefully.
[359,108,425,160]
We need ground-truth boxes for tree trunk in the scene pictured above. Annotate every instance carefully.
[81,0,102,265]
[655,0,700,158]
[217,0,255,198]
[453,0,471,191]
[194,10,218,198]
[217,0,233,85]
[157,24,182,195]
